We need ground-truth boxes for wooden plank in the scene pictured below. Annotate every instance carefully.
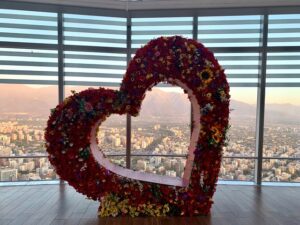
[0,184,299,225]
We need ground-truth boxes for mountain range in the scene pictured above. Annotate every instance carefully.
[0,84,299,125]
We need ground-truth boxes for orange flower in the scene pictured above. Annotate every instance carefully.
[211,126,223,143]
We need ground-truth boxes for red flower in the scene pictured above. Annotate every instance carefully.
[84,102,93,112]
[45,36,229,217]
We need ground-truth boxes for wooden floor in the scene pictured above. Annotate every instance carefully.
[0,184,300,225]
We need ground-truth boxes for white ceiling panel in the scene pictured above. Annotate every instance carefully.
[6,0,300,10]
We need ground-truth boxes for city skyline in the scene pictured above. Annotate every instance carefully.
[0,84,299,182]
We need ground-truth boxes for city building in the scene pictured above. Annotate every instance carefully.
[0,168,17,181]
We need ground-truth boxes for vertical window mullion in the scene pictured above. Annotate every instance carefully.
[126,15,132,169]
[191,14,198,133]
[57,11,65,184]
[255,13,268,185]
[192,13,198,41]
[58,11,64,104]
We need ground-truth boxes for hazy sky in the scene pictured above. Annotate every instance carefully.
[22,84,300,106]
[231,87,300,105]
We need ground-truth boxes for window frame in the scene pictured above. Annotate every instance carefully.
[0,1,300,184]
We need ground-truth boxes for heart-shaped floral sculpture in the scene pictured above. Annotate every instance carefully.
[45,36,230,217]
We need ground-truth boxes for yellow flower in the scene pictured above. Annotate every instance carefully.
[206,93,212,99]
[98,194,170,217]
[146,73,153,79]
[197,68,213,85]
[63,96,72,105]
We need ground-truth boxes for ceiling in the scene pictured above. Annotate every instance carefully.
[7,0,300,10]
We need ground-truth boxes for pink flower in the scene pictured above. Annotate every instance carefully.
[66,109,74,119]
[84,102,93,112]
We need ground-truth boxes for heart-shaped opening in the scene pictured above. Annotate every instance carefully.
[90,78,201,187]
[131,84,190,154]
[130,84,190,178]
[95,84,190,178]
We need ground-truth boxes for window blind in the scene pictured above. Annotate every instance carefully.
[267,52,300,87]
[63,14,126,48]
[0,48,58,84]
[198,15,262,48]
[131,17,193,49]
[268,14,300,47]
[64,51,126,86]
[0,9,58,84]
[0,9,57,44]
[198,15,262,87]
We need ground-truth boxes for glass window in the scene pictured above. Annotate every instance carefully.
[224,87,257,157]
[200,17,262,179]
[0,84,58,182]
[98,115,126,156]
[263,33,300,182]
[0,6,300,185]
[219,158,255,181]
[0,84,57,157]
[131,85,190,156]
[0,157,58,181]
[108,156,126,168]
[264,88,300,158]
[262,159,300,182]
[131,156,186,178]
